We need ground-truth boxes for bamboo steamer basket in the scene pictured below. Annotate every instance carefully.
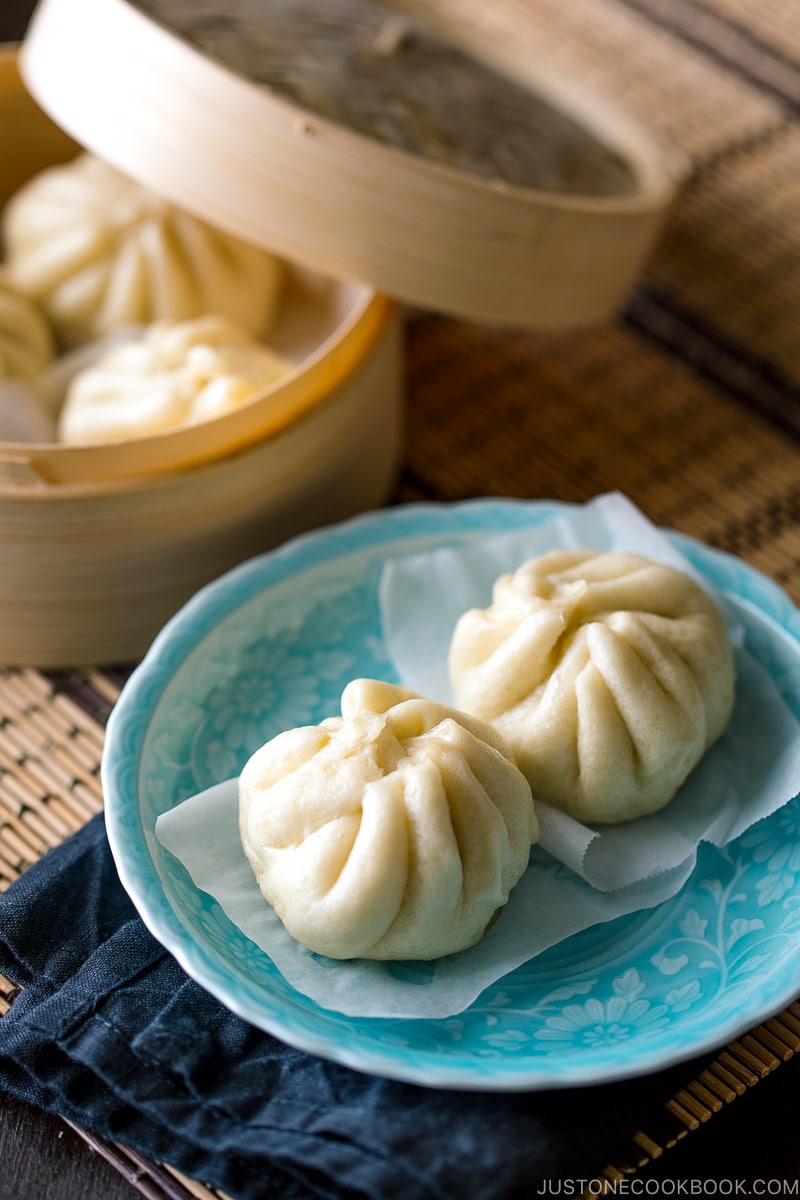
[0,49,403,666]
[0,0,685,666]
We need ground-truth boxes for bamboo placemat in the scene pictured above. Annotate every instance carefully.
[3,0,800,1194]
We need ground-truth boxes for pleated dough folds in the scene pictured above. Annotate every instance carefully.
[58,314,291,443]
[239,679,538,960]
[448,550,735,825]
[2,153,283,347]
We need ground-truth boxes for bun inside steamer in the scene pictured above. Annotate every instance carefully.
[2,152,284,349]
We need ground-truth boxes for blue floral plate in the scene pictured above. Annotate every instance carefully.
[103,500,800,1090]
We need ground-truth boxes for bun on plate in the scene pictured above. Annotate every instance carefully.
[449,550,735,825]
[239,678,538,960]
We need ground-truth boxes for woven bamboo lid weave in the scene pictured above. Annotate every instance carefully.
[19,0,687,329]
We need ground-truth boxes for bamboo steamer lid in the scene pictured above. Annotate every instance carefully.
[18,0,686,330]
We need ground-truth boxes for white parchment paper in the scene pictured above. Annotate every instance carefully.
[155,494,800,1018]
[157,780,699,1019]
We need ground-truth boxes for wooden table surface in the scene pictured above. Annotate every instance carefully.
[3,0,800,1196]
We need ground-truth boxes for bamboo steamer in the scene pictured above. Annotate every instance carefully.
[0,49,403,665]
[0,0,685,666]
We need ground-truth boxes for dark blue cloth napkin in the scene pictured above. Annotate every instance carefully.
[0,814,702,1200]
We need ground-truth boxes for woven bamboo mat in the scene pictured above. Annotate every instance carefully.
[3,0,800,1195]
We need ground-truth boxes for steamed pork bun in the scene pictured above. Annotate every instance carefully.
[58,314,292,443]
[0,269,53,380]
[2,152,284,347]
[448,550,735,825]
[239,678,538,961]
